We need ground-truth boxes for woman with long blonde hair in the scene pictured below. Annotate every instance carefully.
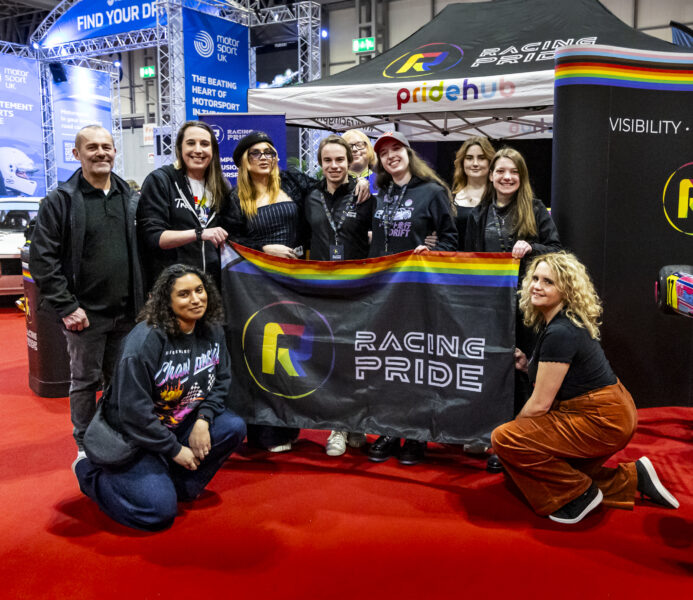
[492,252,679,525]
[225,131,309,259]
[224,131,368,452]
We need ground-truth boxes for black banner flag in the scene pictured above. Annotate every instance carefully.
[222,244,519,443]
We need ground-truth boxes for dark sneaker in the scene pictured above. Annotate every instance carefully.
[549,483,603,524]
[368,436,401,462]
[636,456,679,509]
[399,439,426,465]
[486,454,503,473]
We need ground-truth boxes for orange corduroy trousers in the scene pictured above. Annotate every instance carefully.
[491,380,638,516]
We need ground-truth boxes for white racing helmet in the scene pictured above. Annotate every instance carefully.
[0,147,39,196]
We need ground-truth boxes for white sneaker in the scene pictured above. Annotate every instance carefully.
[347,432,367,448]
[71,450,87,474]
[326,431,348,456]
[268,442,292,453]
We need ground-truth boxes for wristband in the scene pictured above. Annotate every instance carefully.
[195,227,203,242]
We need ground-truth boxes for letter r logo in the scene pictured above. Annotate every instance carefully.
[678,179,693,218]
[262,323,313,377]
[396,52,449,74]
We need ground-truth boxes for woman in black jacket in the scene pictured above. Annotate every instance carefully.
[464,146,561,270]
[137,121,231,291]
[465,147,562,471]
[366,131,457,466]
[75,264,246,531]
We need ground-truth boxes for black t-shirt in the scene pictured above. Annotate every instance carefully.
[528,312,617,401]
[305,177,374,261]
[78,175,131,316]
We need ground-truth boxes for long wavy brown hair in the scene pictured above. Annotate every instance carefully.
[451,136,495,194]
[174,121,229,213]
[375,141,453,207]
[482,146,537,239]
[138,264,224,337]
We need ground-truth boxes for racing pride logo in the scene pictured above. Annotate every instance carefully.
[242,301,335,399]
[383,43,463,79]
[194,30,214,58]
[662,162,693,236]
[209,124,224,143]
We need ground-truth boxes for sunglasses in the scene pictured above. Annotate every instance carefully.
[248,149,277,161]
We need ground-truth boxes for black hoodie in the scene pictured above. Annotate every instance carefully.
[369,176,457,257]
[137,164,230,290]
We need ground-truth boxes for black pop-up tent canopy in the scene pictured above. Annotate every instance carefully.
[249,0,685,140]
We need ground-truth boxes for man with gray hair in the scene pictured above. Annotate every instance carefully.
[30,125,144,462]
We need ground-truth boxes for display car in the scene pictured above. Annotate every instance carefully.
[656,264,693,319]
[0,198,40,296]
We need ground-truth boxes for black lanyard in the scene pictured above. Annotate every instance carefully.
[382,183,407,254]
[318,191,356,245]
[491,203,513,253]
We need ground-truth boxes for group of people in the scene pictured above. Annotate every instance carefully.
[29,122,678,531]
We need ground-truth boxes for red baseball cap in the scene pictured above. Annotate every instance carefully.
[373,131,410,154]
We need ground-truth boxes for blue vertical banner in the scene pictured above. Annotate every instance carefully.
[0,55,45,198]
[199,114,286,186]
[51,64,112,183]
[183,7,249,120]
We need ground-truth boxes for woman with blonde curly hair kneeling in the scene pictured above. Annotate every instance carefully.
[492,252,679,524]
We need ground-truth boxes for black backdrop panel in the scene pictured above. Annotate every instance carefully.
[552,48,693,408]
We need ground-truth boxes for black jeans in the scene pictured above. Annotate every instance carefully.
[63,312,133,449]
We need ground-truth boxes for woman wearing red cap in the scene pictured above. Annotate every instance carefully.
[367,131,458,465]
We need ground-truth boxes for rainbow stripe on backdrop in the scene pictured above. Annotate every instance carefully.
[227,243,519,289]
[555,45,693,91]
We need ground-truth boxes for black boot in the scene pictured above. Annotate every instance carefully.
[368,436,401,462]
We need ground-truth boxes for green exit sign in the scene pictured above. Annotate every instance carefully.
[139,65,156,79]
[352,37,375,54]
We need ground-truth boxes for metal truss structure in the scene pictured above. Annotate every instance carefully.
[7,0,321,187]
[248,1,322,174]
[0,40,33,58]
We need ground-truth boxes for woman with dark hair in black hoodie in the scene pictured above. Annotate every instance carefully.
[366,131,457,466]
[137,121,231,291]
[74,264,246,531]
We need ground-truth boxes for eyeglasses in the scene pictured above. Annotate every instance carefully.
[248,149,277,161]
[349,142,367,151]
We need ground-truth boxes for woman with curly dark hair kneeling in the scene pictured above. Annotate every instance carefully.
[74,264,246,531]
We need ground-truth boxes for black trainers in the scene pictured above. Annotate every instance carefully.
[368,436,401,462]
[636,456,679,509]
[486,454,503,473]
[399,439,426,465]
[549,483,603,524]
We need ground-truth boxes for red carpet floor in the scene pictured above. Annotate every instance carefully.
[1,302,692,599]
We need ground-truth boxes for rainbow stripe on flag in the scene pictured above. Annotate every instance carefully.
[555,45,693,91]
[225,244,519,290]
